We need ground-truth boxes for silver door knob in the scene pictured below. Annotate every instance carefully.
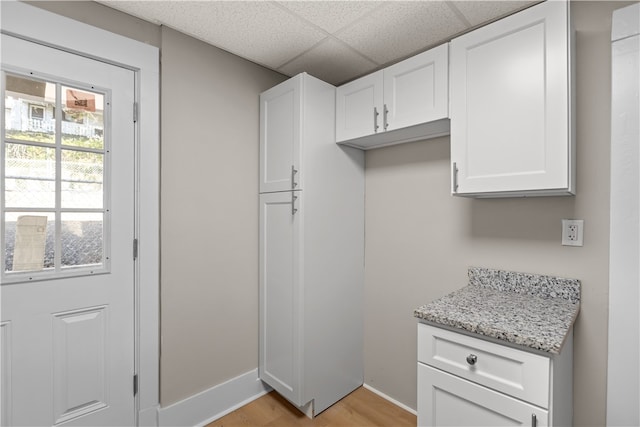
[466,354,477,365]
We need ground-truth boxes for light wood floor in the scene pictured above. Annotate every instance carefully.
[206,387,416,427]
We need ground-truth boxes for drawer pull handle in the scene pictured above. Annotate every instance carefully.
[466,354,477,365]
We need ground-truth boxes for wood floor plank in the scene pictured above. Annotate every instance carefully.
[206,387,416,427]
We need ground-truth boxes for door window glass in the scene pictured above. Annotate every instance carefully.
[2,73,110,280]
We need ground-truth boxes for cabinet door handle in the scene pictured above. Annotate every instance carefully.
[291,165,298,189]
[383,104,389,130]
[466,354,477,365]
[374,107,380,133]
[452,162,459,192]
[292,192,298,216]
[531,414,537,427]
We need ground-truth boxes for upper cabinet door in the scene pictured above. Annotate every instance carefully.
[450,0,574,197]
[335,71,384,143]
[384,44,448,132]
[260,75,302,193]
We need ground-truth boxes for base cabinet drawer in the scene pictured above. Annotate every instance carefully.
[418,363,548,427]
[418,323,550,408]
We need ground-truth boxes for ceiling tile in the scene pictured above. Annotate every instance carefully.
[337,1,468,65]
[277,1,383,34]
[449,1,537,27]
[100,1,327,69]
[278,38,378,85]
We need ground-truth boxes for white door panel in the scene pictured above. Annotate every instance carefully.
[418,364,548,427]
[384,44,448,131]
[260,76,301,193]
[1,35,135,426]
[258,191,302,406]
[335,72,383,142]
[450,0,571,195]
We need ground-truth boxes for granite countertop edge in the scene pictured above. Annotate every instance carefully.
[414,267,581,355]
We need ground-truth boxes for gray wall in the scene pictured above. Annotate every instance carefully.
[159,27,285,405]
[363,2,633,426]
[26,1,161,47]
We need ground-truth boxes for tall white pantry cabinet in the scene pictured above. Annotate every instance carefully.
[258,73,365,416]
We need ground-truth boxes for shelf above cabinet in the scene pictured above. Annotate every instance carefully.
[337,118,450,150]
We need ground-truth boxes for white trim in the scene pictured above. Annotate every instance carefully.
[158,369,271,427]
[362,383,417,416]
[607,3,640,426]
[1,1,160,424]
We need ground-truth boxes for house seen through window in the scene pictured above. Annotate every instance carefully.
[2,73,109,281]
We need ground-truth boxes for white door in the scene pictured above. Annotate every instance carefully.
[258,191,302,406]
[335,71,383,142]
[383,44,448,131]
[418,364,548,427]
[259,75,301,194]
[1,35,136,426]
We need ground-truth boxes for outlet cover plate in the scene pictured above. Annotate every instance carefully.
[562,219,584,246]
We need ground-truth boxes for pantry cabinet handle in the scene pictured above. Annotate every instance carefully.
[452,162,459,192]
[383,104,389,130]
[531,414,537,427]
[374,107,379,133]
[291,192,298,216]
[291,165,298,189]
[466,354,477,365]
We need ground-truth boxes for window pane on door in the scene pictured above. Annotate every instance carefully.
[61,150,103,209]
[4,211,55,273]
[61,86,104,149]
[4,75,56,143]
[4,143,56,208]
[2,71,110,281]
[61,213,103,268]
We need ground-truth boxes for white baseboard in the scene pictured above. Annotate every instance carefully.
[138,405,159,426]
[362,383,417,416]
[158,369,271,427]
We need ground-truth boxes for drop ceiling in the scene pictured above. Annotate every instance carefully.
[97,0,539,85]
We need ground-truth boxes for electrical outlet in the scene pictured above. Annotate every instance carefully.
[562,219,584,246]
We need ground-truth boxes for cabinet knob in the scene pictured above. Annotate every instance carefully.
[466,354,477,365]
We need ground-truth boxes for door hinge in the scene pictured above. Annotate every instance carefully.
[133,238,139,260]
[133,102,139,123]
[133,374,138,396]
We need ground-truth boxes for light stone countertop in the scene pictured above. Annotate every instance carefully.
[414,267,581,354]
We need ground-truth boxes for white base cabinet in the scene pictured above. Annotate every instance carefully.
[450,0,574,197]
[259,73,365,416]
[417,323,573,427]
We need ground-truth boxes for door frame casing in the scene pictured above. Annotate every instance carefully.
[0,2,161,425]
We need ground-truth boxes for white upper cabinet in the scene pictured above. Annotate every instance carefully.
[334,72,384,143]
[260,75,301,193]
[336,44,450,150]
[450,0,574,197]
[383,44,449,132]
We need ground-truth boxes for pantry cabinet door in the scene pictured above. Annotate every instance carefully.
[450,0,572,196]
[335,71,383,142]
[260,76,301,193]
[384,44,448,131]
[418,364,548,427]
[258,191,303,406]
